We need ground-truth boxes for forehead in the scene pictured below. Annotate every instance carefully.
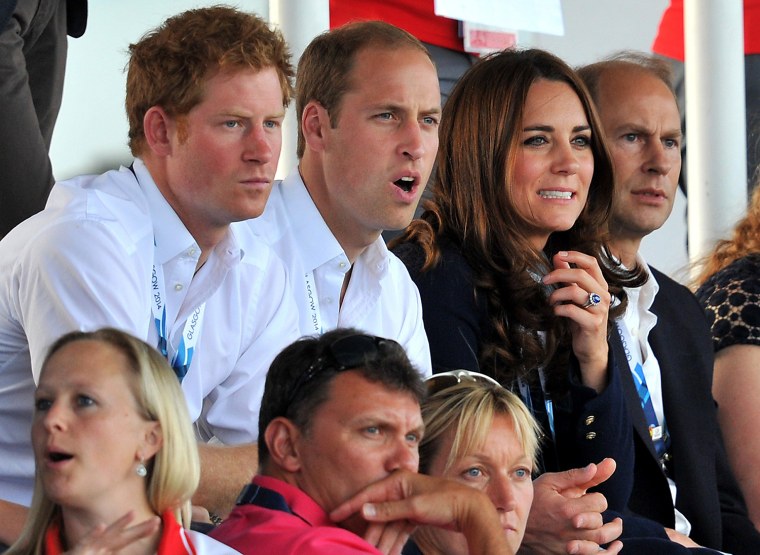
[341,45,440,106]
[41,340,132,389]
[523,79,586,121]
[597,69,680,125]
[196,66,285,109]
[317,371,422,425]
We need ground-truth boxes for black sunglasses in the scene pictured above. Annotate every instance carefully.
[425,369,502,396]
[286,334,393,406]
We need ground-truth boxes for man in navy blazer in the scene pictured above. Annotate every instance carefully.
[579,53,760,553]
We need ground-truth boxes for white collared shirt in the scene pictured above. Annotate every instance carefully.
[0,159,300,505]
[248,168,432,376]
[620,255,691,536]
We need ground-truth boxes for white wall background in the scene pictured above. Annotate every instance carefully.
[50,0,688,280]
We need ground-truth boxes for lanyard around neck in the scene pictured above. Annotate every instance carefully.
[151,260,206,381]
[129,164,207,381]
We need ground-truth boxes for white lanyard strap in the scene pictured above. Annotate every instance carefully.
[151,258,206,381]
[303,271,323,334]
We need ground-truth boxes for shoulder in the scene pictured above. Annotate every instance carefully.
[649,265,705,315]
[392,237,471,281]
[695,255,760,350]
[212,506,380,554]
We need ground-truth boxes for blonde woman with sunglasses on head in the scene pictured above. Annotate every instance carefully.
[402,371,540,555]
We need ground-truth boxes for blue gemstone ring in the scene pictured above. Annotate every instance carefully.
[582,292,602,309]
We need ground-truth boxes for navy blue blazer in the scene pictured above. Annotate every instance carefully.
[612,266,760,553]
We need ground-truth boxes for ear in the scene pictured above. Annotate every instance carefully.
[138,421,163,463]
[143,106,174,157]
[301,100,329,153]
[264,417,302,473]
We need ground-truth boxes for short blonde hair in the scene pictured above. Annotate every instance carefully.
[419,380,541,475]
[8,328,200,555]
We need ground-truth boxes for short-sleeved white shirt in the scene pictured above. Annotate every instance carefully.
[248,169,431,375]
[0,159,300,505]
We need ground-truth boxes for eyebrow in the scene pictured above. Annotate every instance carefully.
[368,103,442,115]
[614,123,682,138]
[523,124,590,133]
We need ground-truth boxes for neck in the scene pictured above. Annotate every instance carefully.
[298,159,376,264]
[608,234,643,269]
[142,156,227,268]
[61,502,159,555]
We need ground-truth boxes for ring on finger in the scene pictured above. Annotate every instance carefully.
[581,292,602,309]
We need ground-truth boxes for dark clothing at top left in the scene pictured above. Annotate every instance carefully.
[0,0,87,237]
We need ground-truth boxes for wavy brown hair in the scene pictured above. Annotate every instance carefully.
[694,185,760,287]
[393,49,644,392]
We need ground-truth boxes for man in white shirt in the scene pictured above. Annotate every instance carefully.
[0,6,300,544]
[249,21,439,374]
[579,53,760,553]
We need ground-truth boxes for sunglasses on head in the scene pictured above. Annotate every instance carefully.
[425,369,502,396]
[286,333,394,406]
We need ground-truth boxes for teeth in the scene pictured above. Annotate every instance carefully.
[399,176,414,182]
[539,190,572,199]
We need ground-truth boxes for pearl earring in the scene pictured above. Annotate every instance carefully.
[136,458,147,478]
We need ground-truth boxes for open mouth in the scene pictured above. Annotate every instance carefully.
[48,451,73,463]
[394,176,416,193]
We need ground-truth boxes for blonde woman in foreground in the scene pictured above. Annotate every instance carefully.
[7,328,237,554]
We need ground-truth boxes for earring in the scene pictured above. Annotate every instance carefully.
[136,458,147,478]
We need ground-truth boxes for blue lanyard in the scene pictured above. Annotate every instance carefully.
[616,322,671,458]
[150,258,206,381]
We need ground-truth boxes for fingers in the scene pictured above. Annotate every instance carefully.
[371,521,415,555]
[566,519,623,554]
[567,539,623,555]
[69,513,161,555]
[536,465,598,493]
[574,459,616,492]
[538,460,615,497]
[330,472,413,523]
[544,251,610,312]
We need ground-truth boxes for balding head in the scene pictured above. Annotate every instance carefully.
[578,52,682,263]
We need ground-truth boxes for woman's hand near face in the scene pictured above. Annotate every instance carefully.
[64,511,160,555]
[542,251,610,393]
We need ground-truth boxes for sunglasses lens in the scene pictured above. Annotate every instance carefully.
[425,370,502,396]
[330,335,382,369]
[425,373,460,395]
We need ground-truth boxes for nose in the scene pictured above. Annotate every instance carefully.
[399,120,425,161]
[551,142,580,175]
[244,126,274,164]
[488,475,517,513]
[385,438,419,473]
[42,401,68,433]
[643,139,675,176]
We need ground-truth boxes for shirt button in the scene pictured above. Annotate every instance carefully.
[323,297,332,305]
[339,262,347,269]
[585,432,597,440]
[188,247,197,257]
[174,283,183,291]
[585,415,595,426]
